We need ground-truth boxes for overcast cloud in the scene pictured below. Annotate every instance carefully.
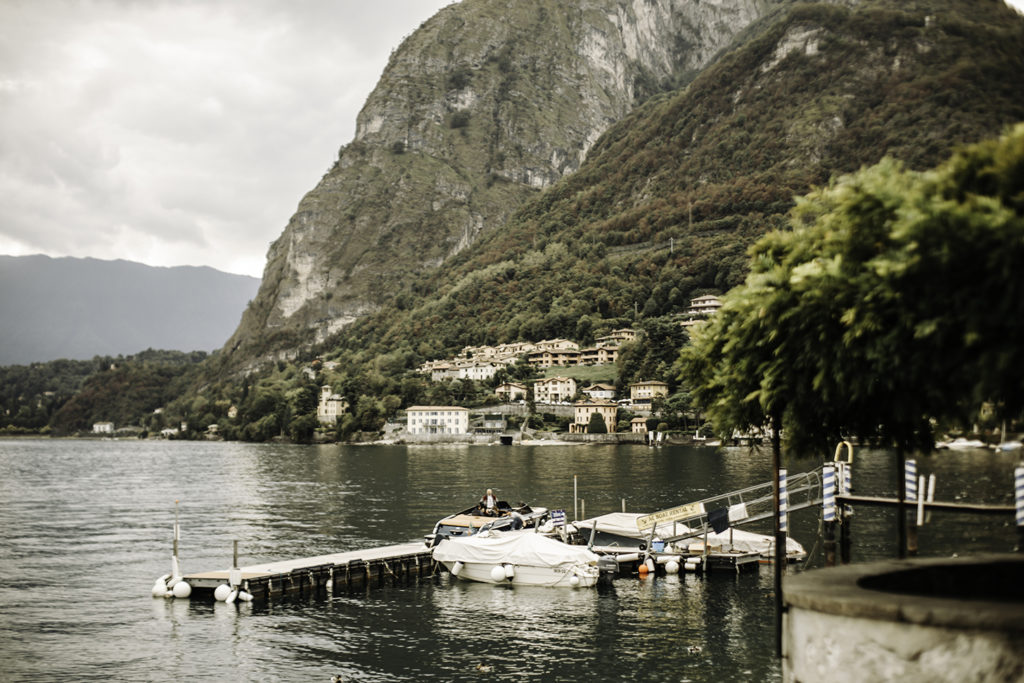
[0,0,454,277]
[2,0,1021,278]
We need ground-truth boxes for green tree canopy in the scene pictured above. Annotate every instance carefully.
[677,123,1024,457]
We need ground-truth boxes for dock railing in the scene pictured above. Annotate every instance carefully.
[637,468,824,545]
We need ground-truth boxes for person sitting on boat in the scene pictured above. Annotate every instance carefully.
[480,488,499,516]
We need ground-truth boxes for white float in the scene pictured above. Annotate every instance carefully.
[172,581,192,598]
[214,584,232,602]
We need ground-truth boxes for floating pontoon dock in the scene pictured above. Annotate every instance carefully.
[183,541,433,601]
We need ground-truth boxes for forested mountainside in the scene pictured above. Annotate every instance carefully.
[310,0,1024,375]
[222,0,803,365]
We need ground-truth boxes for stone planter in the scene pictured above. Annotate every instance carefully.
[782,554,1024,682]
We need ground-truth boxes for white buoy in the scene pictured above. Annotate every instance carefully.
[226,589,238,604]
[569,575,580,587]
[152,574,170,597]
[214,584,232,602]
[238,591,254,602]
[684,559,700,572]
[172,581,192,598]
[451,561,463,577]
[504,564,515,580]
[645,557,656,573]
[665,560,680,574]
[490,565,506,582]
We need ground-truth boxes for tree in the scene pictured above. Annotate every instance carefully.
[678,123,1024,562]
[587,410,608,434]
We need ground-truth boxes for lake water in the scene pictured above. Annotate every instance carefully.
[0,439,1018,682]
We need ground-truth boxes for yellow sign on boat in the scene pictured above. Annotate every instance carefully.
[636,502,706,530]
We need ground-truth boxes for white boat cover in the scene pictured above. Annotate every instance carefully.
[432,530,599,568]
[575,512,806,557]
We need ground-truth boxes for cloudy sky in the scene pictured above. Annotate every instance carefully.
[0,0,455,277]
[2,0,1022,278]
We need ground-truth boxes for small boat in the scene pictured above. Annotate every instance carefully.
[937,437,987,450]
[569,512,807,562]
[425,501,548,547]
[432,530,601,587]
[994,440,1022,452]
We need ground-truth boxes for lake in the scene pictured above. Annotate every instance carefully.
[0,439,1018,681]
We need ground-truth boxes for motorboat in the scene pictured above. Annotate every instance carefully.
[432,530,601,587]
[425,500,548,547]
[569,512,807,562]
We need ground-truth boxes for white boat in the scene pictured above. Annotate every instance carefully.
[994,440,1022,452]
[937,437,987,450]
[432,530,602,587]
[571,512,807,562]
[424,501,548,547]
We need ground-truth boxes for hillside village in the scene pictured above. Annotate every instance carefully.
[315,295,722,441]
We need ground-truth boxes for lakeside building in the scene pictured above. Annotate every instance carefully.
[570,399,618,433]
[406,406,470,435]
[495,381,527,402]
[582,384,616,400]
[317,385,350,425]
[92,421,114,434]
[533,376,577,403]
[631,417,648,434]
[629,380,670,406]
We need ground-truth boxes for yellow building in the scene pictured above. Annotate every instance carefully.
[571,399,617,433]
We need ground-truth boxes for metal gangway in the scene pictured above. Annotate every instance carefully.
[635,467,825,546]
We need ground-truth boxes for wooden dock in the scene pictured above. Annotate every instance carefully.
[184,541,434,601]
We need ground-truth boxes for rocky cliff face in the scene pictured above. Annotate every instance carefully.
[224,0,784,363]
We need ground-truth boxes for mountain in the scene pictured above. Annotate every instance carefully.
[287,0,1024,372]
[222,0,801,366]
[0,255,260,365]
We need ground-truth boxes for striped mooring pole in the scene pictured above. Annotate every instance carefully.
[906,459,919,555]
[823,465,837,566]
[779,468,789,535]
[1015,465,1024,552]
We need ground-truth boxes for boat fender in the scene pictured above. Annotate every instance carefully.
[569,575,580,587]
[490,566,506,582]
[638,563,650,577]
[152,573,171,597]
[656,555,681,565]
[214,584,232,602]
[504,564,515,580]
[616,553,640,564]
[238,591,254,602]
[644,557,656,573]
[172,580,192,598]
[451,561,463,577]
[225,589,239,604]
[664,560,680,575]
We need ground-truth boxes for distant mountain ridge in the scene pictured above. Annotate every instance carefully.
[0,255,260,365]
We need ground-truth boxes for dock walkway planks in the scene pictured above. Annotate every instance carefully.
[184,540,434,601]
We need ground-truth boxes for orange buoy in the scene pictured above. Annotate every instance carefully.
[638,563,649,577]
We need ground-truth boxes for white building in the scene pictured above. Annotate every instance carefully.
[406,406,470,435]
[317,385,349,424]
[582,384,616,400]
[533,376,577,403]
[92,422,114,434]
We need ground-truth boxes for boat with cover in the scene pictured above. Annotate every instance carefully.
[569,512,807,562]
[432,530,601,587]
[425,500,548,547]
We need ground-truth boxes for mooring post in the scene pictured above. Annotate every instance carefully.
[823,465,837,567]
[1015,464,1024,552]
[906,459,918,556]
[839,462,853,564]
[574,474,578,522]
